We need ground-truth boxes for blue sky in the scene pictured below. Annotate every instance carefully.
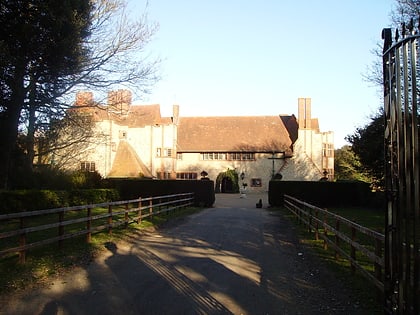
[129,1,395,147]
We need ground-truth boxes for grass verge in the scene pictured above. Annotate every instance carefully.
[278,206,384,314]
[0,206,203,296]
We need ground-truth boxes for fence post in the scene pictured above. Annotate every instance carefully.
[149,198,153,219]
[323,210,328,250]
[108,204,113,235]
[137,197,142,224]
[315,209,319,240]
[308,207,312,233]
[58,211,64,248]
[19,217,26,264]
[124,203,129,228]
[86,207,92,243]
[350,226,356,273]
[335,219,340,260]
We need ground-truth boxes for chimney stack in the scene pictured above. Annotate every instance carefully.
[172,104,180,124]
[75,91,93,106]
[108,89,132,113]
[298,98,312,130]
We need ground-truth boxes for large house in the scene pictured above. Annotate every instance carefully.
[67,90,334,192]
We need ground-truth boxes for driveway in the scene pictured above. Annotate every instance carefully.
[0,193,371,314]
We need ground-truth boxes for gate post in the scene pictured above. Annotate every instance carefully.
[382,21,420,315]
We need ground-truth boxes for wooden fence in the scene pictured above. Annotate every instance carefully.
[0,193,194,264]
[284,194,385,292]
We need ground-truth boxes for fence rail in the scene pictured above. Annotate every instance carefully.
[283,194,384,292]
[0,193,194,263]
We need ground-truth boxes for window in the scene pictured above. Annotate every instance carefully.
[157,172,171,179]
[228,152,255,161]
[81,161,95,172]
[323,143,334,157]
[201,152,255,161]
[242,153,254,160]
[157,148,173,157]
[176,172,198,180]
[119,130,127,139]
[202,152,227,160]
[251,178,262,187]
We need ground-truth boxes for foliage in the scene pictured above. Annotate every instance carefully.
[70,170,103,189]
[390,0,420,25]
[0,0,92,188]
[334,145,371,182]
[0,188,119,213]
[346,111,385,189]
[9,163,104,190]
[0,0,160,189]
[215,169,239,193]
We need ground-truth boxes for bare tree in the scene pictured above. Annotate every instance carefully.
[24,0,160,178]
[364,0,420,88]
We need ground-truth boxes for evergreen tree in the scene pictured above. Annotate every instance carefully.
[0,0,92,188]
[334,145,371,182]
[346,111,385,188]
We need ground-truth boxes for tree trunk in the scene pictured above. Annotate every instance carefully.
[0,68,25,189]
[25,77,37,173]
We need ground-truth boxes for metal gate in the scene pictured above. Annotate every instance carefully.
[382,20,420,315]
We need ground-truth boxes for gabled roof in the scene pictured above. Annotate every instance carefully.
[108,140,152,178]
[177,115,296,154]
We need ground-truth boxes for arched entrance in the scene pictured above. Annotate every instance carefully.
[221,176,233,193]
[215,169,239,193]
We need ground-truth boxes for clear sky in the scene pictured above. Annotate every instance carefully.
[129,0,395,148]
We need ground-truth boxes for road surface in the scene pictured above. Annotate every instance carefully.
[0,193,371,314]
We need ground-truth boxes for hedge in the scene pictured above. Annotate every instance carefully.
[105,179,215,207]
[268,180,378,208]
[0,189,119,214]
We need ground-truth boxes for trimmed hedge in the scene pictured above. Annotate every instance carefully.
[105,179,215,207]
[0,189,119,214]
[269,180,377,208]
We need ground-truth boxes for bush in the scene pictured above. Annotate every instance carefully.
[68,189,119,205]
[70,171,103,189]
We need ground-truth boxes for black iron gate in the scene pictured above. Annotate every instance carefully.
[382,21,420,315]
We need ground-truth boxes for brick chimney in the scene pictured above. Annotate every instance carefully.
[298,98,312,130]
[107,89,132,112]
[75,91,93,106]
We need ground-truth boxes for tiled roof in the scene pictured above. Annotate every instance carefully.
[80,104,172,127]
[126,105,164,127]
[177,116,296,154]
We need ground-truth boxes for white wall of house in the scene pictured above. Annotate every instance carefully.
[67,93,334,186]
[83,118,176,178]
[176,152,282,192]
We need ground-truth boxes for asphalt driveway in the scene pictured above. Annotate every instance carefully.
[0,193,370,314]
